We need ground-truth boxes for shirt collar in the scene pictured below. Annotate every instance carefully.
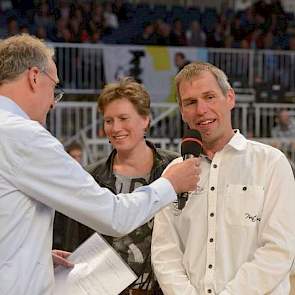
[227,129,247,151]
[0,95,30,120]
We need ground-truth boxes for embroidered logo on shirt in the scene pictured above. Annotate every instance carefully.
[245,213,261,222]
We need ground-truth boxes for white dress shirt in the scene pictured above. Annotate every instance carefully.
[152,131,295,295]
[0,96,176,295]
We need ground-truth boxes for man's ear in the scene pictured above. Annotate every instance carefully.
[227,88,236,110]
[28,67,39,90]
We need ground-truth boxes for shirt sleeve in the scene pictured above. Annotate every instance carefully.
[220,153,295,294]
[2,125,176,237]
[151,206,199,295]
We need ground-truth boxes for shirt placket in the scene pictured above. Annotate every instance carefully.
[203,152,221,295]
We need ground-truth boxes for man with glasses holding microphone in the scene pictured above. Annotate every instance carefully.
[0,34,201,295]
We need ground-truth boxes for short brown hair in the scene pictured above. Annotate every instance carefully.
[0,33,54,85]
[175,61,231,105]
[98,77,151,118]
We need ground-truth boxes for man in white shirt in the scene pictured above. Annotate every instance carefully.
[151,61,295,295]
[0,34,200,295]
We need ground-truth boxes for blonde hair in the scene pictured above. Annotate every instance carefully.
[98,77,150,117]
[0,33,54,85]
[175,61,231,105]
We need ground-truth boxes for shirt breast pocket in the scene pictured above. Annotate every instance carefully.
[225,184,264,227]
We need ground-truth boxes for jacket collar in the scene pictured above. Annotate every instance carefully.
[89,140,165,192]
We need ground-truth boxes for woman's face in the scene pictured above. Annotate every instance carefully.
[103,98,149,153]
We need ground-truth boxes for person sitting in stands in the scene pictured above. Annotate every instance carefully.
[271,109,295,138]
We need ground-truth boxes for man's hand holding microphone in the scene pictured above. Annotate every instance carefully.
[162,157,201,194]
[162,129,202,208]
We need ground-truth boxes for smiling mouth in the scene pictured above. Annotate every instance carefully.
[197,119,216,126]
[113,135,128,140]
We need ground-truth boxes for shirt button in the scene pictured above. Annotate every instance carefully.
[208,289,212,293]
[208,264,213,269]
[210,212,215,217]
[213,164,217,168]
[243,186,247,191]
[209,238,214,242]
[210,186,215,191]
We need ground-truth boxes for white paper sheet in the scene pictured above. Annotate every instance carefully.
[54,233,137,295]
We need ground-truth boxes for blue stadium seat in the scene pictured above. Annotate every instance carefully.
[136,3,152,16]
[201,7,218,33]
[171,5,186,16]
[151,5,167,20]
[187,7,201,22]
[286,12,295,27]
[163,5,187,28]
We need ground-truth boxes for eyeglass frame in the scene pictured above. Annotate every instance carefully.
[41,70,65,103]
[28,67,65,103]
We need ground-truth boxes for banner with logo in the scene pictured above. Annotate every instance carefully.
[102,45,208,102]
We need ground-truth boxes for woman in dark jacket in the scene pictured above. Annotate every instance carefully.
[59,77,179,295]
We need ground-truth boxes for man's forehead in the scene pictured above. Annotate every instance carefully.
[180,72,217,92]
[181,71,215,84]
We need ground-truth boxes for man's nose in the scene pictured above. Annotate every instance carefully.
[195,100,208,115]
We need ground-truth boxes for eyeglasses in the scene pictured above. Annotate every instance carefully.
[41,70,65,103]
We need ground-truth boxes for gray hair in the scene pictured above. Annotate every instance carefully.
[0,33,54,85]
[175,61,232,105]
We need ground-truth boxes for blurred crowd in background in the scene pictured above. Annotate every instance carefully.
[1,0,295,50]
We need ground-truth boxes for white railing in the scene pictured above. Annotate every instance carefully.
[47,102,295,166]
[49,43,295,95]
[50,43,103,94]
[47,101,99,143]
[253,103,295,137]
[47,101,253,143]
[82,137,295,167]
[256,49,295,92]
[47,101,295,143]
[208,48,255,89]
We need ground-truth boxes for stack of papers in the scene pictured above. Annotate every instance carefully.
[54,233,137,295]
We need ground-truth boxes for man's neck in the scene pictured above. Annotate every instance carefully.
[202,130,235,160]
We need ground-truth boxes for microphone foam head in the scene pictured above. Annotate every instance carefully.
[181,129,202,157]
